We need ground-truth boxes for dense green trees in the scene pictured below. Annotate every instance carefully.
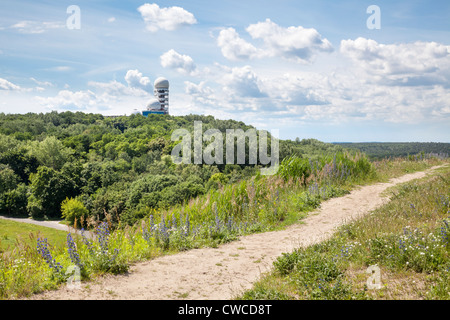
[0,112,268,224]
[27,166,78,218]
[2,111,444,227]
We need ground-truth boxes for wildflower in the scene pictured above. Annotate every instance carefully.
[95,222,110,253]
[36,237,63,274]
[185,214,190,237]
[81,228,94,255]
[67,233,83,268]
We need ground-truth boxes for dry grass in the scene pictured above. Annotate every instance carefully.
[345,265,432,300]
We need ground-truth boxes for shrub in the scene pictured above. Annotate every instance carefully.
[278,156,311,184]
[61,197,88,227]
[0,183,28,216]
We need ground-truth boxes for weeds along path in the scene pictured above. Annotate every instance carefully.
[30,165,446,300]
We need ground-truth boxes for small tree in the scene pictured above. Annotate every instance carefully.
[61,197,88,228]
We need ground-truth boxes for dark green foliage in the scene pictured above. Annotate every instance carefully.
[0,111,359,225]
[0,147,39,182]
[0,183,28,216]
[278,156,311,184]
[28,166,78,218]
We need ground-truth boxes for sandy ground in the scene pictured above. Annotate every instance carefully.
[27,165,445,300]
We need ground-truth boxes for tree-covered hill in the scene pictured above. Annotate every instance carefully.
[334,142,450,160]
[0,111,344,225]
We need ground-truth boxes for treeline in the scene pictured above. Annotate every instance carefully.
[334,142,450,160]
[0,111,344,226]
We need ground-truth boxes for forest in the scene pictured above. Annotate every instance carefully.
[0,111,344,226]
[334,142,450,160]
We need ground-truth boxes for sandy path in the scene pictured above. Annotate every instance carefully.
[29,165,445,300]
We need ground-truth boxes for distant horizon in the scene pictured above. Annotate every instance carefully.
[1,1,449,142]
[331,141,450,144]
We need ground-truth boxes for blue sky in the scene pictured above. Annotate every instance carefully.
[0,0,449,142]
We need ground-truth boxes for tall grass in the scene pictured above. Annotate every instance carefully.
[239,164,450,300]
[0,152,446,299]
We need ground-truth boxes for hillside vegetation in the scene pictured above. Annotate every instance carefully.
[239,165,450,300]
[0,111,342,226]
[0,111,448,299]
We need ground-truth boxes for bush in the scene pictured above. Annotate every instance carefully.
[278,156,311,184]
[0,183,28,216]
[61,197,88,228]
[27,194,44,219]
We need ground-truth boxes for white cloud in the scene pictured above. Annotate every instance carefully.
[124,69,152,93]
[184,81,213,96]
[222,65,266,98]
[261,73,329,107]
[246,19,333,63]
[0,78,21,91]
[184,81,217,106]
[180,58,449,125]
[216,28,261,61]
[10,20,65,34]
[138,3,197,32]
[88,80,137,97]
[35,85,148,115]
[108,17,116,23]
[30,77,53,87]
[36,89,101,111]
[216,19,333,63]
[340,37,450,86]
[160,49,197,75]
[89,69,153,97]
[35,69,154,114]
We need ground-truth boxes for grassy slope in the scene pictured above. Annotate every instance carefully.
[0,219,68,253]
[238,164,450,300]
[0,157,447,299]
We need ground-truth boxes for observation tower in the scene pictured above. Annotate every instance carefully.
[141,77,170,116]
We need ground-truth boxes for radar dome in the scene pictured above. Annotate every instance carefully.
[154,77,169,89]
[146,98,161,110]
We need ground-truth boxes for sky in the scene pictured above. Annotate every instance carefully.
[0,0,449,142]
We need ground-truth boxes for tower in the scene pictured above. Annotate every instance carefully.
[154,77,169,114]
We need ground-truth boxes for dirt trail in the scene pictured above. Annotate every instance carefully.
[29,165,445,300]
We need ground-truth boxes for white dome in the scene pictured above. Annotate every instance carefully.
[154,77,169,88]
[146,98,161,110]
